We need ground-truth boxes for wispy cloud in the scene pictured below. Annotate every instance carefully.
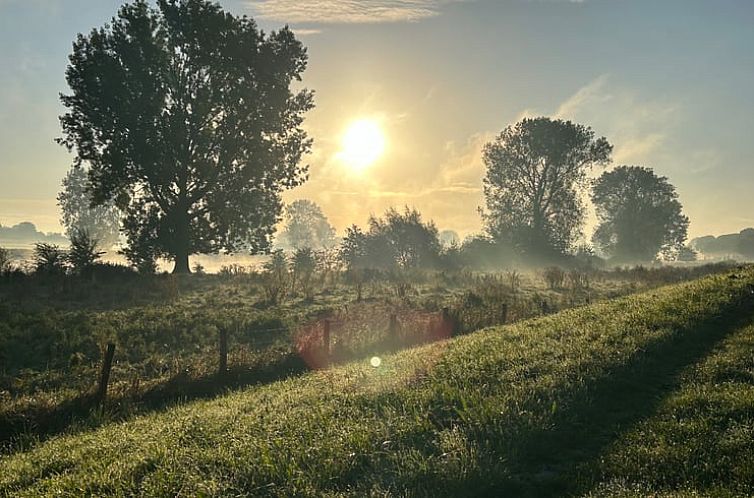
[246,0,467,24]
[290,28,323,36]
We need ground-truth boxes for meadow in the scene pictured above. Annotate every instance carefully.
[0,263,732,451]
[0,265,752,496]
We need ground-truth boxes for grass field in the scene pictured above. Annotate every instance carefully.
[0,264,731,450]
[1,267,752,496]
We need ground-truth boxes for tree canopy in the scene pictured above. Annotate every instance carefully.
[339,207,441,271]
[278,199,336,250]
[58,0,314,273]
[57,166,121,250]
[482,117,612,259]
[591,165,689,262]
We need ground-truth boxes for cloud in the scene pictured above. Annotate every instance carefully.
[291,28,323,36]
[246,0,466,24]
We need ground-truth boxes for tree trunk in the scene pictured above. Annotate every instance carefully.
[173,249,191,274]
[172,208,191,274]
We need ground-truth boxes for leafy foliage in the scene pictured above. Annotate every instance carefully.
[58,0,314,273]
[291,247,317,298]
[57,166,120,250]
[262,249,289,304]
[483,117,612,258]
[592,166,689,262]
[68,230,105,275]
[339,207,441,271]
[279,200,336,250]
[32,243,67,275]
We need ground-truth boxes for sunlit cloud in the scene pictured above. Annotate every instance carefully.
[291,28,323,36]
[246,0,467,24]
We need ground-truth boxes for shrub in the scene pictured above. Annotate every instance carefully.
[33,243,68,275]
[292,248,317,299]
[68,230,105,275]
[262,250,289,304]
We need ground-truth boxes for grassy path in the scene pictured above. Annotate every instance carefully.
[1,269,753,497]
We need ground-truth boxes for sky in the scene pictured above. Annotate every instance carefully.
[0,0,753,241]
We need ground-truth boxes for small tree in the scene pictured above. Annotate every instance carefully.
[339,225,370,301]
[591,166,689,262]
[68,230,105,275]
[262,250,289,304]
[483,117,612,258]
[292,247,317,299]
[33,243,68,275]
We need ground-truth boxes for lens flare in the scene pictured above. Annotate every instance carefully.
[370,356,382,368]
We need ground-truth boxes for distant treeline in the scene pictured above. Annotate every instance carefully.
[691,228,754,259]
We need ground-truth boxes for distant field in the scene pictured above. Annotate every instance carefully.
[2,267,752,496]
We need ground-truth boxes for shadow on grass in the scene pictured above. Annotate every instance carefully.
[0,352,309,454]
[458,291,754,497]
[0,330,447,454]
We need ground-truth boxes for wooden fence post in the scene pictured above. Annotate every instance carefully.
[219,327,228,375]
[442,307,457,337]
[97,342,116,406]
[389,314,398,341]
[501,303,508,324]
[323,319,331,357]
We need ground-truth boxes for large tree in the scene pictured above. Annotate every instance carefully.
[58,0,314,273]
[591,166,689,262]
[278,199,336,250]
[482,117,612,258]
[57,166,121,250]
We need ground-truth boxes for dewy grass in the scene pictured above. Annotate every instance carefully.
[1,269,753,497]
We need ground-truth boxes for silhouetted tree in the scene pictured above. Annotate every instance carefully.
[33,243,68,275]
[338,207,441,272]
[591,166,689,262]
[279,200,336,250]
[57,166,120,250]
[368,207,441,269]
[339,225,369,271]
[262,249,289,304]
[58,0,314,273]
[482,117,612,259]
[68,230,105,275]
[291,247,316,298]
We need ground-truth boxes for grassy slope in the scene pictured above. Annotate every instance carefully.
[1,269,753,497]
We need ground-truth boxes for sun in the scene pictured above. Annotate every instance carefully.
[338,119,386,171]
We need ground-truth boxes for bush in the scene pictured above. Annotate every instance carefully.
[292,248,317,299]
[68,230,105,275]
[262,250,289,304]
[33,243,68,275]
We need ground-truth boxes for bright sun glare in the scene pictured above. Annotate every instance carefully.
[339,119,385,171]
